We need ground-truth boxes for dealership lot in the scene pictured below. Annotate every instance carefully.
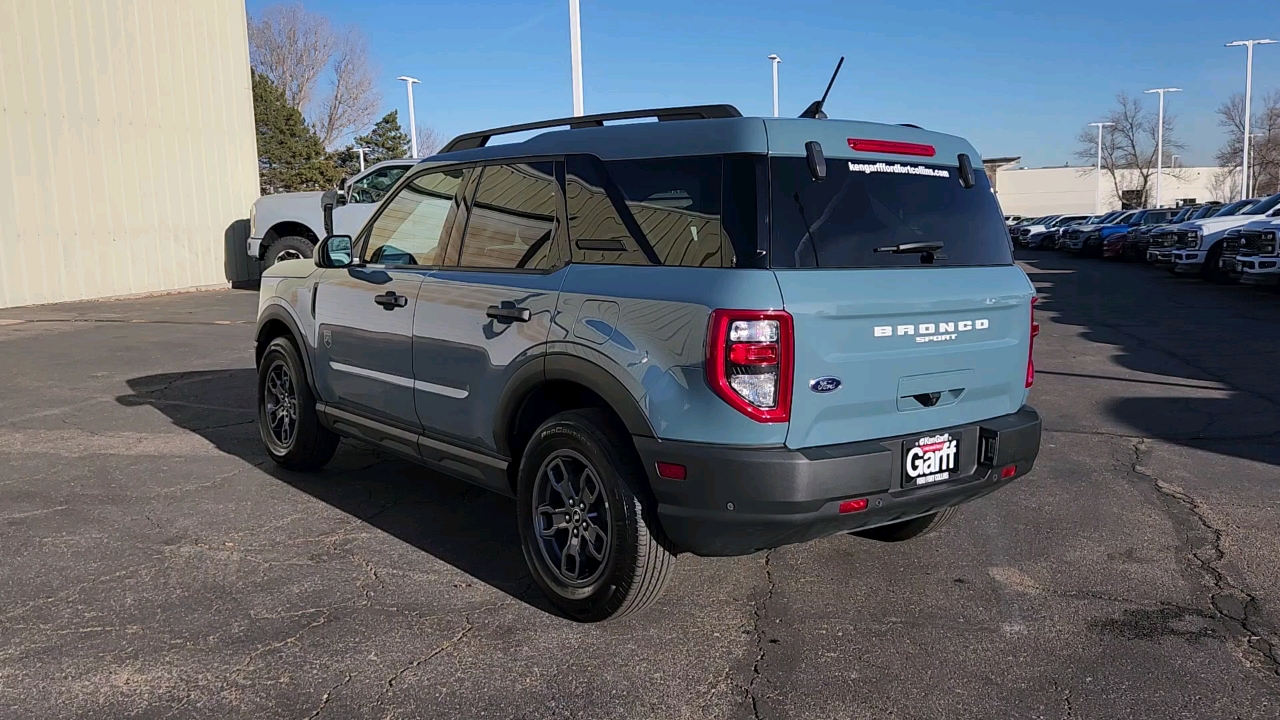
[1,253,1278,719]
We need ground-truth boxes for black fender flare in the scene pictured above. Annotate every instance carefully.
[492,352,656,459]
[255,303,320,397]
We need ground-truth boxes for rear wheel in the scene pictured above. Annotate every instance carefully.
[263,236,315,268]
[257,337,339,471]
[516,409,676,622]
[851,507,959,542]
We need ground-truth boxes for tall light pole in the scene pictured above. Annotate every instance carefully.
[1144,87,1182,207]
[569,0,584,116]
[356,147,370,172]
[1248,132,1265,196]
[767,54,782,117]
[1226,40,1276,202]
[1089,121,1114,214]
[397,76,421,158]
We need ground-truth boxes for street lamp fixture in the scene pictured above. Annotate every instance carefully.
[1089,121,1114,214]
[1226,39,1277,201]
[397,76,421,158]
[767,54,782,117]
[1143,87,1182,207]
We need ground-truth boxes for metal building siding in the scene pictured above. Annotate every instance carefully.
[0,0,259,309]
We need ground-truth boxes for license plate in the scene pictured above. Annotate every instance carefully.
[903,432,961,487]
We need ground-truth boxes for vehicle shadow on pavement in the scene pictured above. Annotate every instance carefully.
[116,369,560,616]
[1019,250,1280,467]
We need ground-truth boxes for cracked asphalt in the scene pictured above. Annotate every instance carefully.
[2,252,1279,719]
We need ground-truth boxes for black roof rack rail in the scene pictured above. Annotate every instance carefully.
[440,104,743,154]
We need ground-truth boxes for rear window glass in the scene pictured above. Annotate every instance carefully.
[770,158,1012,268]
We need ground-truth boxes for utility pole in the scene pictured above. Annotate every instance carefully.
[397,76,421,158]
[356,147,369,172]
[768,54,781,117]
[1089,121,1114,214]
[1144,87,1182,207]
[1225,40,1276,201]
[569,0,584,116]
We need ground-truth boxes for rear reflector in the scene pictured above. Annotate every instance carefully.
[847,138,936,157]
[839,498,869,514]
[656,462,686,481]
[1000,465,1017,479]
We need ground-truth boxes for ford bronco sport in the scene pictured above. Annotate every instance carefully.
[254,102,1043,622]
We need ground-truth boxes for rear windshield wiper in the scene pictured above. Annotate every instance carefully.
[873,241,945,254]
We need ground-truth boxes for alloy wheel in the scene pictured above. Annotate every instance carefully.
[263,360,298,449]
[532,450,612,587]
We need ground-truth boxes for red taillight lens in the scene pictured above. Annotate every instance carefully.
[656,462,687,481]
[1000,465,1018,479]
[847,138,937,157]
[706,309,794,423]
[839,498,868,514]
[1026,297,1040,388]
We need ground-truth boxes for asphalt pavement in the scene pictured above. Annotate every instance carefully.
[1,253,1278,719]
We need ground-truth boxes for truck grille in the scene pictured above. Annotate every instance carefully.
[1239,230,1277,256]
[1147,231,1177,249]
[1173,231,1198,249]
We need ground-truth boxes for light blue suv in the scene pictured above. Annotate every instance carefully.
[254,104,1043,621]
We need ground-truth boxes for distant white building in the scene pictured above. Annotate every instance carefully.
[985,158,1237,217]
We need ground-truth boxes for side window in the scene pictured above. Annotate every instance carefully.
[348,165,409,204]
[565,155,727,267]
[457,162,561,270]
[363,170,464,266]
[607,157,725,267]
[566,156,652,266]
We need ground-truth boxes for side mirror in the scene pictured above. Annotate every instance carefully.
[315,235,357,269]
[805,141,827,182]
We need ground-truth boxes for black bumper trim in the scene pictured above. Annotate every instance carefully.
[635,406,1042,556]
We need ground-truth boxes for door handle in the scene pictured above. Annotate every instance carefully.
[486,302,531,323]
[374,291,409,310]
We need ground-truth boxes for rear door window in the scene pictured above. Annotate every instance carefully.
[770,158,1012,268]
[456,162,562,271]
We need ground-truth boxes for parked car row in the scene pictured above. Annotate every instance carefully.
[1015,195,1280,286]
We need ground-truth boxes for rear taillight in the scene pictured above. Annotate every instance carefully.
[706,309,794,423]
[1026,297,1040,388]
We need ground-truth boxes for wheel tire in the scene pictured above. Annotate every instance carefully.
[263,236,315,268]
[516,408,676,622]
[1202,244,1224,282]
[851,507,959,543]
[257,336,339,471]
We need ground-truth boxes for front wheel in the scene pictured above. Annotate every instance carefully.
[263,236,315,268]
[851,507,959,542]
[257,337,339,471]
[516,409,676,622]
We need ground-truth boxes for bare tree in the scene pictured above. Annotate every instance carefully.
[312,29,381,148]
[1074,91,1186,208]
[1214,91,1280,197]
[248,4,334,112]
[416,124,443,157]
[1208,167,1242,203]
[249,4,382,149]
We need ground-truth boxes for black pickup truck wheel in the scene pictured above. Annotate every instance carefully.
[263,236,315,268]
[517,409,676,622]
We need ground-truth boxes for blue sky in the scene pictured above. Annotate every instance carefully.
[246,0,1280,167]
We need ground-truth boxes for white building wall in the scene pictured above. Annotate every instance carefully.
[993,165,1226,217]
[0,0,260,309]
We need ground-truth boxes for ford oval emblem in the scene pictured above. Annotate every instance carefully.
[809,376,842,394]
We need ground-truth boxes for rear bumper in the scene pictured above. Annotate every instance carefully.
[635,406,1042,557]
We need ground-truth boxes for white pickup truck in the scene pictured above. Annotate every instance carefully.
[1237,218,1280,286]
[247,160,414,267]
[1168,193,1280,280]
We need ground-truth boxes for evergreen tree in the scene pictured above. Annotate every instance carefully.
[252,71,339,193]
[352,111,411,165]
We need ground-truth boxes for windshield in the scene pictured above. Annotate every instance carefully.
[1193,205,1221,219]
[770,158,1012,268]
[1217,200,1258,217]
[1243,193,1280,216]
[1170,208,1192,223]
[1100,211,1124,223]
[1113,211,1138,224]
[1052,216,1082,227]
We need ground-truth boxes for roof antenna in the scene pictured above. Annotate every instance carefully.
[799,56,844,120]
